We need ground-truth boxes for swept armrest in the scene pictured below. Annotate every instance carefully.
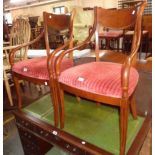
[48,22,95,78]
[53,22,95,77]
[47,40,71,78]
[9,30,44,66]
[3,45,19,51]
[121,50,138,98]
[55,40,91,77]
[121,1,146,98]
[3,45,19,64]
[121,57,132,98]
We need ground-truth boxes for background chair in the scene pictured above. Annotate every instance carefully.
[9,11,75,127]
[3,18,31,106]
[51,2,146,155]
[99,29,124,51]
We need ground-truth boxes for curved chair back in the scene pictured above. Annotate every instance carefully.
[96,7,137,29]
[43,11,75,57]
[94,2,146,61]
[10,18,31,60]
[10,18,31,46]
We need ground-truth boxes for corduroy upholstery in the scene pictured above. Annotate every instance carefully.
[59,62,139,98]
[13,56,73,80]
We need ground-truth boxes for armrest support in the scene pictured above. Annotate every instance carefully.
[121,57,131,98]
[121,1,146,98]
[47,41,71,78]
[55,40,91,77]
[48,21,95,79]
[121,51,137,98]
[9,30,44,66]
[3,45,19,64]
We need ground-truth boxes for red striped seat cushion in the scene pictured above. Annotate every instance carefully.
[59,62,139,98]
[12,56,73,81]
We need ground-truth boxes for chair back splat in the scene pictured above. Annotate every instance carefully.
[94,4,144,61]
[43,12,74,56]
[10,18,31,46]
[53,1,146,155]
[9,10,75,128]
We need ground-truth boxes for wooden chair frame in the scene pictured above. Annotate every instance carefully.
[3,18,31,106]
[48,2,146,155]
[9,11,75,127]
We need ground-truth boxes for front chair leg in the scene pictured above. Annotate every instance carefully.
[3,70,14,106]
[49,82,59,128]
[76,96,81,103]
[130,95,137,119]
[120,99,129,155]
[13,76,22,109]
[59,87,65,129]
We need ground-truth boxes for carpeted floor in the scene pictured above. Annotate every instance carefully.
[3,119,24,155]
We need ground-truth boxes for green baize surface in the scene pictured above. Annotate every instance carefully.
[23,94,144,155]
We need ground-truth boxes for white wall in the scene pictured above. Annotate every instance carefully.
[78,0,118,8]
[102,0,118,8]
[10,0,118,21]
[10,1,76,21]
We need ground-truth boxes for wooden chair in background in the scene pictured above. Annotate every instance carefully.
[99,30,124,51]
[50,1,146,155]
[3,18,31,106]
[9,11,75,127]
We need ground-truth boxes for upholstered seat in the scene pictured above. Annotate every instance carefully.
[13,56,73,81]
[59,62,139,98]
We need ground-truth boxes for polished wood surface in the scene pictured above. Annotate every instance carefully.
[14,110,113,155]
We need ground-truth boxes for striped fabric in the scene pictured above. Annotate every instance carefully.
[59,62,139,98]
[12,56,73,81]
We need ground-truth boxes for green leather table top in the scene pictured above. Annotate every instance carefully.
[22,94,144,155]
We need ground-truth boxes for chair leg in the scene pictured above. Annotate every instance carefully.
[117,38,120,52]
[13,76,22,109]
[36,85,41,91]
[129,95,137,119]
[120,100,129,155]
[49,81,59,128]
[3,70,13,106]
[76,96,81,103]
[59,87,65,129]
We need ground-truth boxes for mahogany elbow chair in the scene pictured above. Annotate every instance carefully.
[51,1,146,155]
[9,11,75,127]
